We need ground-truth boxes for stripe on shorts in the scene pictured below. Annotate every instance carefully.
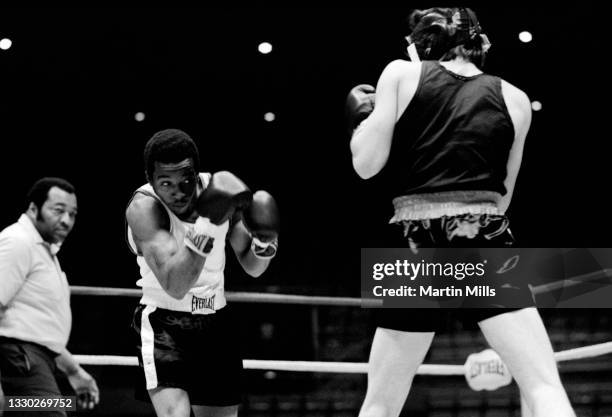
[140,305,158,390]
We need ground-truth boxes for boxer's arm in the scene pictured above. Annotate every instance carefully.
[126,194,206,299]
[350,60,414,179]
[229,219,270,278]
[499,80,532,214]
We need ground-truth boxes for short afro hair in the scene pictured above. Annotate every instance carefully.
[144,129,200,180]
[26,177,76,211]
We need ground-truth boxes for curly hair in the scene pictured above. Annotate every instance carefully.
[406,7,490,67]
[144,129,200,179]
[26,177,76,211]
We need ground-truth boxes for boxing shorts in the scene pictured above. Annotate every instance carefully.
[132,305,243,406]
[376,210,535,332]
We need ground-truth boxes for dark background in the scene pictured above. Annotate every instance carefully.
[0,5,608,295]
[1,6,610,417]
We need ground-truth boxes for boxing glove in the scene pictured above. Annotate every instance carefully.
[345,84,376,135]
[243,190,279,259]
[185,171,253,257]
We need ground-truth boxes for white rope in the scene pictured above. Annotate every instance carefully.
[74,341,612,373]
[75,355,138,366]
[69,286,368,306]
[531,268,612,294]
[70,267,612,305]
[71,355,465,375]
[554,341,612,362]
[242,361,464,375]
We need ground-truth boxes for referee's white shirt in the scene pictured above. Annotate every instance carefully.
[0,214,71,354]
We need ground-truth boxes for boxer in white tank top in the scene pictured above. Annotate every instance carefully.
[127,172,229,314]
[125,129,277,417]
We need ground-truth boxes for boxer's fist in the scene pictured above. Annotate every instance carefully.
[185,171,252,257]
[243,190,279,259]
[346,84,376,135]
[196,171,252,225]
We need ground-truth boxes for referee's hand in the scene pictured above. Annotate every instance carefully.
[67,367,100,410]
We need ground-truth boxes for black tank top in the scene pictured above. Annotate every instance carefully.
[387,61,515,197]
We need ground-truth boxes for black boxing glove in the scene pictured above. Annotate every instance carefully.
[185,171,253,257]
[345,84,376,135]
[243,190,279,259]
[195,171,252,224]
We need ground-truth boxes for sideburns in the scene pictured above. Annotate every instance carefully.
[35,206,44,222]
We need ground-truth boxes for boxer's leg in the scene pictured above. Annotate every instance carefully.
[133,305,193,417]
[187,307,243,416]
[358,328,434,417]
[149,387,191,417]
[479,307,575,417]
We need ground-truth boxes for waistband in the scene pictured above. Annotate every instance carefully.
[0,336,60,358]
[390,191,501,223]
[140,287,227,315]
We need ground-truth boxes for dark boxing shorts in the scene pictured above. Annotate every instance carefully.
[376,213,535,332]
[0,337,65,417]
[131,305,243,406]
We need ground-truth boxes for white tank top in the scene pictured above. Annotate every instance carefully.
[126,173,228,314]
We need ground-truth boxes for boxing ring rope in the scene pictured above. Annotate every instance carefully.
[70,286,365,306]
[70,278,612,416]
[530,268,612,294]
[70,278,612,370]
[70,267,612,303]
[74,341,612,372]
